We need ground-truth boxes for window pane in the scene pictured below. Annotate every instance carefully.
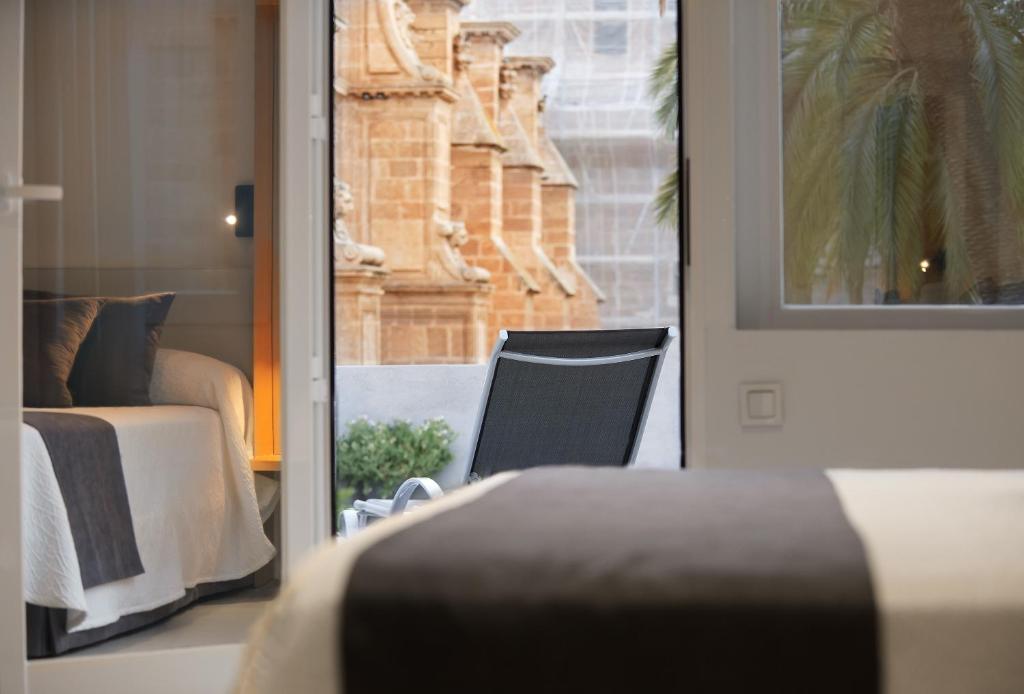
[782,0,1024,305]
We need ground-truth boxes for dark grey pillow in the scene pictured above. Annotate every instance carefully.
[23,298,104,408]
[68,293,176,406]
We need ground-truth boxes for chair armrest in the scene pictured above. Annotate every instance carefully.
[390,477,444,515]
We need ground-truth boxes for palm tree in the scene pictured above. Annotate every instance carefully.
[783,0,1024,304]
[649,41,680,230]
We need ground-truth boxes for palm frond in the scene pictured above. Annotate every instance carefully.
[963,0,1024,237]
[648,42,679,231]
[654,165,679,230]
[648,42,679,140]
[782,4,895,298]
[934,151,977,300]
[872,75,929,298]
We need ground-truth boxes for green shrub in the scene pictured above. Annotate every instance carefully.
[335,416,456,509]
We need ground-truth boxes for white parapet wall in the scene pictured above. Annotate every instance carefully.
[334,340,682,488]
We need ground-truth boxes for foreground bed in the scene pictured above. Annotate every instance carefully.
[235,466,1024,694]
[23,349,277,656]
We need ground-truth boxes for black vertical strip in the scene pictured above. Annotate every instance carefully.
[677,4,687,468]
[327,0,339,537]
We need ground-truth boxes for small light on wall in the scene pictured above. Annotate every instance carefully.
[225,213,238,226]
[920,259,930,272]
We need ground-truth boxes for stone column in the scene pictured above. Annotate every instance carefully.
[336,0,491,364]
[503,57,575,330]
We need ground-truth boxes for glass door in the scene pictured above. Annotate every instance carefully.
[330,0,681,531]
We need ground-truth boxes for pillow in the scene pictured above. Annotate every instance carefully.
[23,298,104,407]
[68,292,176,406]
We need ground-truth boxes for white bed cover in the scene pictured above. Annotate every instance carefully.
[22,348,277,633]
[233,469,1024,694]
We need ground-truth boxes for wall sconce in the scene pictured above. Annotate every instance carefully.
[230,184,254,238]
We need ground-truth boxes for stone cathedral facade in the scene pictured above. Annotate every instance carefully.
[333,0,603,365]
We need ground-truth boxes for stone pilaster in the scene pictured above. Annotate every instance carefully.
[336,0,490,364]
[539,129,604,329]
[451,23,546,342]
[459,22,520,124]
[404,0,470,79]
[503,57,574,330]
[333,8,389,365]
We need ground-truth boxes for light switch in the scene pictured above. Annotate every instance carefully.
[739,382,783,427]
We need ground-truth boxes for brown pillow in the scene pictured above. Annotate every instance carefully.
[68,292,176,406]
[23,298,104,407]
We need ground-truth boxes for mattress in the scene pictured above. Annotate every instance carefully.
[22,349,277,635]
[233,467,1024,694]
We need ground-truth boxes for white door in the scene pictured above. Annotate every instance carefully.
[0,0,25,689]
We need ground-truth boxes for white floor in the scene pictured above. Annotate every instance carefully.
[76,583,277,656]
[28,584,277,694]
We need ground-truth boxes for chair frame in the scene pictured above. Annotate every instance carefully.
[466,327,678,476]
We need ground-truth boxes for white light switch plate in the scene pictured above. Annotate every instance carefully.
[739,382,783,427]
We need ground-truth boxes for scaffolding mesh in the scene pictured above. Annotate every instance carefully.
[463,0,680,329]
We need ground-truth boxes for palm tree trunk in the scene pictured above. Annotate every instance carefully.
[893,0,1024,302]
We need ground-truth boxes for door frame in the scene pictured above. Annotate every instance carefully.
[0,0,26,690]
[278,0,333,572]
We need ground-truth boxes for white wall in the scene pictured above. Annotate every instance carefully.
[22,0,255,375]
[684,0,1024,472]
[335,339,682,489]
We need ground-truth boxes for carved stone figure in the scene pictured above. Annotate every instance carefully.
[435,215,490,283]
[499,64,517,101]
[377,0,448,85]
[333,179,386,267]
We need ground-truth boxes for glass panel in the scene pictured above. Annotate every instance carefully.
[21,0,279,654]
[782,0,1024,306]
[332,0,680,529]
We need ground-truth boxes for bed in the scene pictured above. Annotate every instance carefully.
[23,348,277,656]
[234,466,1024,694]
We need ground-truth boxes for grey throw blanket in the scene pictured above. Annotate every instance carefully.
[341,467,878,694]
[24,412,144,589]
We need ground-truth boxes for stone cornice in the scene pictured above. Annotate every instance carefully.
[344,84,460,103]
[459,21,521,46]
[504,56,556,75]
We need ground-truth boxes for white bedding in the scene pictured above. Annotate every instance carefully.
[233,469,1024,694]
[22,348,277,633]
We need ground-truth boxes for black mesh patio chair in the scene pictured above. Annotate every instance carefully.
[343,328,677,534]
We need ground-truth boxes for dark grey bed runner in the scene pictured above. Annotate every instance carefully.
[341,467,878,694]
[24,412,144,589]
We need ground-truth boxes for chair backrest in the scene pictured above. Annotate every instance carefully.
[466,328,676,480]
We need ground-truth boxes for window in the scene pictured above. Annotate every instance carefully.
[782,0,1024,307]
[594,21,629,55]
[735,0,1024,328]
